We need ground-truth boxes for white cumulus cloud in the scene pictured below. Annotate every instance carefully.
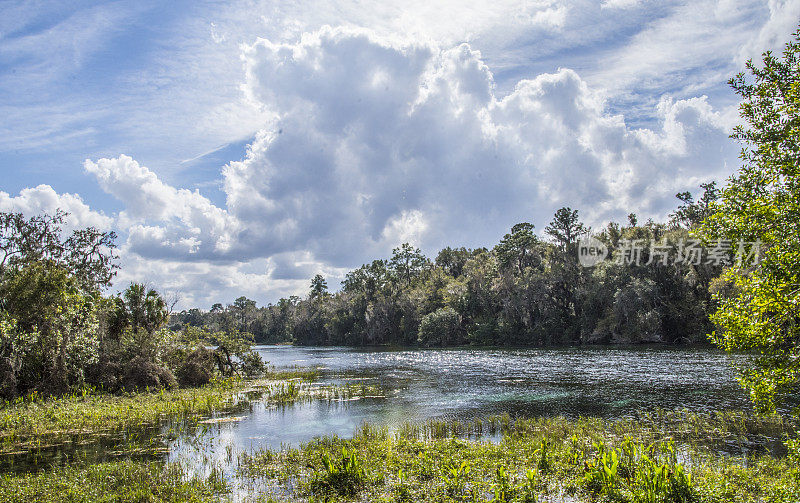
[20,26,745,307]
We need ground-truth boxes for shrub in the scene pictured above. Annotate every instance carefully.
[121,357,177,391]
[175,347,215,387]
[417,307,461,346]
[308,447,368,496]
[239,351,266,378]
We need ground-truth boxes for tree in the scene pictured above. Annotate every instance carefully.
[417,307,461,346]
[435,247,472,278]
[0,261,99,395]
[670,182,719,229]
[342,260,392,299]
[231,296,257,332]
[699,30,800,413]
[0,210,118,290]
[544,207,586,253]
[389,243,428,287]
[109,283,169,338]
[494,223,541,274]
[310,274,329,300]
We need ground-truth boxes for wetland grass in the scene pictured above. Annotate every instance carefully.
[236,411,799,502]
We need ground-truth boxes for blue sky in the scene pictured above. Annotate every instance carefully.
[1,0,798,308]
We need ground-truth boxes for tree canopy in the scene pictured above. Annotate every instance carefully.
[700,30,800,413]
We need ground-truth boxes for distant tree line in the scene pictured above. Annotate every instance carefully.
[173,185,725,347]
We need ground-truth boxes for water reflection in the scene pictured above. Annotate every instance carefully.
[2,345,760,476]
[166,345,755,473]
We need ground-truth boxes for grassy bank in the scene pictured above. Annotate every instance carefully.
[0,368,320,454]
[236,411,799,502]
[0,410,796,502]
[0,458,229,502]
[1,375,798,502]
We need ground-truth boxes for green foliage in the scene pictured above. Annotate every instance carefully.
[581,440,696,503]
[390,243,430,287]
[699,29,800,413]
[0,261,99,396]
[202,189,727,349]
[670,182,719,229]
[0,210,118,290]
[417,306,461,346]
[108,283,169,340]
[545,207,587,252]
[495,222,542,274]
[309,447,369,496]
[0,459,228,503]
[441,460,471,498]
[238,411,795,503]
[309,273,329,300]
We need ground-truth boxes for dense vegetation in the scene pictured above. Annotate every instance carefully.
[699,30,800,415]
[0,211,265,400]
[174,188,725,348]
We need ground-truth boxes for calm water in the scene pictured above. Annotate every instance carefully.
[167,345,753,473]
[2,345,757,475]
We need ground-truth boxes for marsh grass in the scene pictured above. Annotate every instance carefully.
[2,367,798,502]
[0,377,244,453]
[236,411,799,502]
[0,367,323,456]
[0,458,229,502]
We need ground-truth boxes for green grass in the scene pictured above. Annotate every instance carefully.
[0,378,244,452]
[0,368,322,454]
[0,459,229,502]
[1,372,798,502]
[237,412,800,502]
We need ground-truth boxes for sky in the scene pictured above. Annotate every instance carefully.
[1,0,798,308]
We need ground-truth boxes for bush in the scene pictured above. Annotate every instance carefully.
[175,347,215,387]
[0,358,17,400]
[239,351,266,378]
[121,357,177,391]
[417,307,461,346]
[85,359,123,393]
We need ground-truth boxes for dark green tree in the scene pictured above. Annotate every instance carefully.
[389,243,428,287]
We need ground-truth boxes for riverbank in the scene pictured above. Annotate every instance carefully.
[1,404,797,502]
[235,411,799,502]
[0,366,320,456]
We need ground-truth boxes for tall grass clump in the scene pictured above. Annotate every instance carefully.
[308,447,369,496]
[581,439,696,502]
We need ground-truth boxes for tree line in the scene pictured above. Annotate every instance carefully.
[173,184,726,348]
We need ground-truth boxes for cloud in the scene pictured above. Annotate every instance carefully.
[106,29,736,260]
[601,0,640,9]
[0,184,113,231]
[18,26,744,307]
[736,0,800,63]
[84,155,236,260]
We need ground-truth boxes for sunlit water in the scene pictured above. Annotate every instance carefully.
[165,345,755,480]
[3,345,762,483]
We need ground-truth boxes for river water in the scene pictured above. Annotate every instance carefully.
[166,345,753,473]
[1,345,758,476]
